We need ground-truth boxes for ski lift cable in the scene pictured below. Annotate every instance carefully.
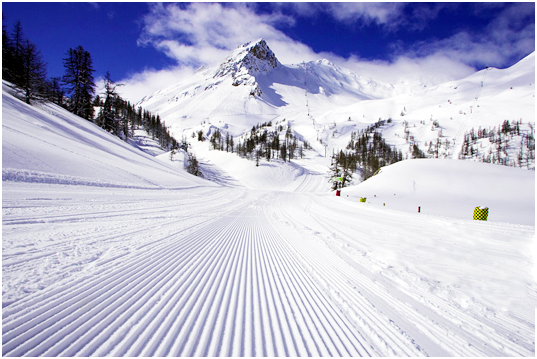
[452,67,491,158]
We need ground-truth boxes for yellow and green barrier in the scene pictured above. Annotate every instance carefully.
[360,197,366,202]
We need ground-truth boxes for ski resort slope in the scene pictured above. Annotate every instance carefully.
[2,184,535,356]
[2,82,209,189]
[345,158,535,226]
[2,83,536,356]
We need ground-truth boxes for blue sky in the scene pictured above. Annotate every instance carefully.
[2,2,535,102]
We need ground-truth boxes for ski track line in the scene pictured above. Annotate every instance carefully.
[2,193,255,352]
[2,189,251,289]
[194,216,248,357]
[2,214,229,356]
[269,225,339,357]
[50,215,226,356]
[65,217,237,358]
[286,193,533,356]
[270,194,436,356]
[2,207,229,321]
[261,210,371,357]
[301,209,461,354]
[170,211,254,357]
[253,220,297,357]
[260,195,368,356]
[3,184,237,220]
[2,187,237,228]
[3,212,202,269]
[3,190,422,357]
[303,197,494,356]
[266,223,369,357]
[2,189,235,248]
[7,200,197,358]
[310,201,534,356]
[126,212,250,356]
[256,205,368,356]
[107,221,236,357]
[152,220,238,356]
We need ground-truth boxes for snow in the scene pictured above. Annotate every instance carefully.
[2,48,536,357]
[2,83,209,189]
[190,139,329,192]
[344,158,535,226]
[138,46,534,165]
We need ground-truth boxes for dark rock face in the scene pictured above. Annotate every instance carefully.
[248,39,279,69]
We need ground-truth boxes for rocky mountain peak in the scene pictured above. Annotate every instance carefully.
[213,39,280,91]
[242,39,279,70]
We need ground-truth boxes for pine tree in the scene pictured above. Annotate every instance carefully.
[255,149,261,167]
[19,38,47,104]
[63,45,95,120]
[2,18,16,83]
[328,153,342,190]
[186,153,203,177]
[280,143,287,162]
[5,21,26,86]
[46,77,65,106]
[97,72,120,133]
[337,150,355,187]
[2,20,47,103]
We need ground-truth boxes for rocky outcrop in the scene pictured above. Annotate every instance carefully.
[213,39,279,97]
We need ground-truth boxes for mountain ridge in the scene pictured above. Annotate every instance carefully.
[137,40,534,169]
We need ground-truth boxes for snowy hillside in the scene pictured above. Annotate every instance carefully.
[345,159,535,225]
[2,82,209,189]
[2,47,535,356]
[138,40,535,169]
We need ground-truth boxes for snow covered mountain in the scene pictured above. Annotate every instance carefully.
[2,54,535,356]
[138,39,397,135]
[138,39,535,166]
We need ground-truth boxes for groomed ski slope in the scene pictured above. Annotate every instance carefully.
[3,183,535,356]
[2,84,536,356]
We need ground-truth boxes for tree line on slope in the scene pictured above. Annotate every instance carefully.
[201,117,416,189]
[328,119,410,188]
[2,19,177,152]
[459,119,535,169]
[202,120,309,166]
[333,117,535,190]
[2,20,47,105]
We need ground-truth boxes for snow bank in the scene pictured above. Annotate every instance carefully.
[2,168,167,189]
[344,159,535,225]
[2,84,211,189]
[189,139,328,191]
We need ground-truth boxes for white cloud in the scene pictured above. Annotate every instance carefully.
[138,3,294,68]
[155,40,230,67]
[119,3,534,102]
[117,66,196,103]
[484,2,535,65]
[326,2,406,26]
[393,4,535,70]
[340,54,476,88]
[272,2,407,27]
[120,2,311,101]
